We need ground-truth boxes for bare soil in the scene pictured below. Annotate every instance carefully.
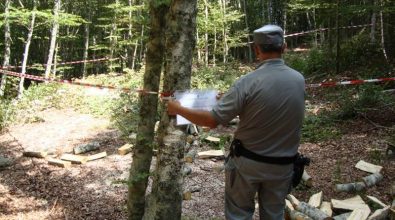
[0,108,394,220]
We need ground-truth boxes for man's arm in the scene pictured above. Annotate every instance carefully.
[167,100,218,128]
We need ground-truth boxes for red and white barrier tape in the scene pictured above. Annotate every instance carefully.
[0,68,394,95]
[0,57,119,70]
[307,77,395,88]
[284,24,371,38]
[0,69,158,95]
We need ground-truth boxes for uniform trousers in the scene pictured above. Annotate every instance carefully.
[225,156,293,220]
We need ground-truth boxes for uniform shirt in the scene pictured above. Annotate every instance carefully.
[211,58,305,157]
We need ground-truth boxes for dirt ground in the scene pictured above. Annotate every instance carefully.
[0,107,394,220]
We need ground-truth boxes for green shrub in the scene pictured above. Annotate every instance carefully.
[301,114,341,143]
[334,85,395,121]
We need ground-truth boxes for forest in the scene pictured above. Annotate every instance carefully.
[0,0,395,219]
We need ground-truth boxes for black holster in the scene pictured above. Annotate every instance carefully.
[292,154,311,187]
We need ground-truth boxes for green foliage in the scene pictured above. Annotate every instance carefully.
[284,48,334,76]
[301,114,341,143]
[191,63,247,91]
[334,85,395,120]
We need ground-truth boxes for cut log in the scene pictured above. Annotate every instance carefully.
[303,170,313,187]
[286,199,295,211]
[184,149,197,163]
[331,196,371,213]
[287,194,301,208]
[118,144,133,155]
[335,182,366,192]
[87,152,107,161]
[296,202,331,220]
[23,151,47,158]
[320,202,333,217]
[187,124,199,135]
[182,166,192,176]
[347,208,371,220]
[355,160,383,174]
[289,210,313,220]
[0,156,12,168]
[362,173,383,187]
[73,142,100,154]
[366,195,387,208]
[47,158,71,168]
[308,191,323,208]
[333,212,352,220]
[198,150,224,159]
[367,206,390,220]
[205,136,220,143]
[183,191,192,200]
[60,154,88,164]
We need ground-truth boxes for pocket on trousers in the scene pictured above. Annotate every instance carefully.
[225,157,237,188]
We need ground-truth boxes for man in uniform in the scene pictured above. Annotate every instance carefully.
[167,24,305,220]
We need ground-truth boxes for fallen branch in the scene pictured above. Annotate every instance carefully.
[362,172,383,187]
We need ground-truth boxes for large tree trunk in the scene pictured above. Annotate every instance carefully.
[18,0,37,98]
[144,0,197,219]
[0,0,11,97]
[44,0,61,79]
[127,2,169,220]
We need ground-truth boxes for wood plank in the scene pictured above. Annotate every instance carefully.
[198,150,224,159]
[23,151,47,158]
[47,158,71,168]
[308,191,323,208]
[347,208,371,220]
[118,144,133,155]
[367,206,390,220]
[302,170,313,187]
[332,195,371,212]
[60,154,88,164]
[87,152,107,161]
[355,160,383,174]
[205,136,220,143]
[366,195,387,208]
[320,201,333,217]
[287,194,301,208]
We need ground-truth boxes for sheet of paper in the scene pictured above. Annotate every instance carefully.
[174,89,218,125]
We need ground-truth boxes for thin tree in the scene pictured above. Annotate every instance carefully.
[144,0,197,219]
[44,0,61,79]
[0,0,11,97]
[127,1,169,219]
[18,0,37,97]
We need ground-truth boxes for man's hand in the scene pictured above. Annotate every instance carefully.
[167,100,181,116]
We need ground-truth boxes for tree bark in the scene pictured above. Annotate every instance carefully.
[127,2,169,220]
[82,14,91,78]
[44,0,61,79]
[18,0,37,97]
[0,0,11,97]
[144,0,197,219]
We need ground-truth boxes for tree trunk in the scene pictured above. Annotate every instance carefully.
[0,0,11,97]
[127,2,169,220]
[204,0,209,66]
[144,0,197,219]
[18,0,37,97]
[220,0,228,63]
[82,15,91,78]
[243,0,253,62]
[52,42,59,77]
[379,0,388,62]
[44,0,61,79]
[370,0,377,44]
[335,0,340,75]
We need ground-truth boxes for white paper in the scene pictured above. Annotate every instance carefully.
[174,89,218,125]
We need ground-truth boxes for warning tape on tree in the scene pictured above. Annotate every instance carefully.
[284,24,372,38]
[0,57,119,70]
[0,68,394,95]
